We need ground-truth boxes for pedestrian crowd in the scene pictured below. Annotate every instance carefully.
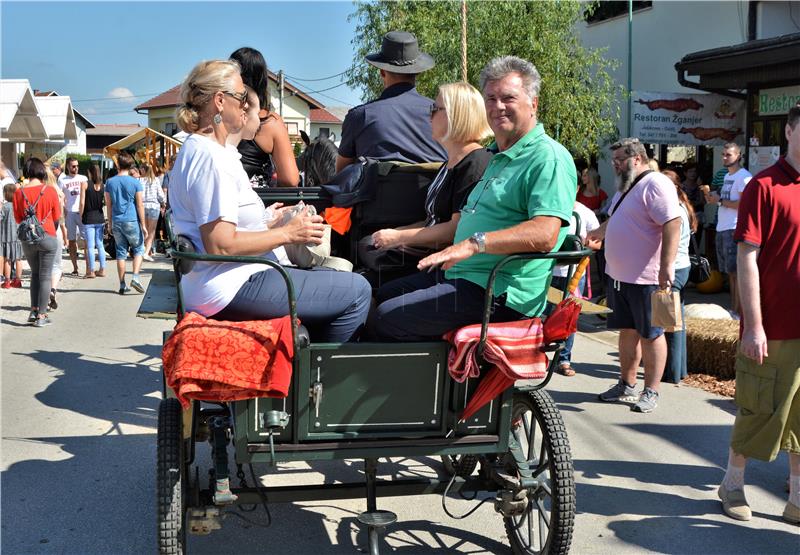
[2,29,798,527]
[1,152,171,326]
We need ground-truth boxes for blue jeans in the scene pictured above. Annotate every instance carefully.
[547,274,586,365]
[112,220,144,259]
[370,270,526,341]
[664,266,690,383]
[83,223,106,272]
[213,267,372,343]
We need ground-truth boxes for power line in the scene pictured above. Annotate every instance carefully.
[284,77,352,106]
[71,92,160,103]
[283,70,348,82]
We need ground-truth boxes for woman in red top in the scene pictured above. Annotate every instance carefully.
[576,166,608,214]
[13,158,61,327]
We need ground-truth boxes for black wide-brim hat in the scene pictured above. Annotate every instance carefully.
[365,31,435,74]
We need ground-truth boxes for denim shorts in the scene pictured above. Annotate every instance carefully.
[716,229,737,273]
[112,220,144,259]
[65,211,84,241]
[605,276,664,339]
[144,207,160,220]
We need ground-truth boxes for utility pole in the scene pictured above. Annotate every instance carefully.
[626,0,633,137]
[461,0,468,82]
[279,70,285,117]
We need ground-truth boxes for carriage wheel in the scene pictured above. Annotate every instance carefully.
[157,398,187,555]
[502,390,575,555]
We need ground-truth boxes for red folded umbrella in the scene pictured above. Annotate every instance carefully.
[460,366,514,422]
[543,297,581,343]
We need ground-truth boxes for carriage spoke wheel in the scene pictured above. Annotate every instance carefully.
[502,391,575,555]
[158,398,187,555]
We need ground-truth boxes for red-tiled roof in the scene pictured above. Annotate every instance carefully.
[86,124,143,136]
[310,108,341,123]
[135,85,181,111]
[135,73,324,112]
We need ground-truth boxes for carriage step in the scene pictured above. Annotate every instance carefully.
[357,509,397,528]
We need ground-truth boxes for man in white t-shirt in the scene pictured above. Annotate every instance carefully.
[704,143,751,317]
[59,157,88,275]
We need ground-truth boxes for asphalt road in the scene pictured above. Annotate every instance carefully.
[2,257,798,554]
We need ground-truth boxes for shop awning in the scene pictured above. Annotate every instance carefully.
[676,33,800,96]
[35,95,78,141]
[0,79,47,142]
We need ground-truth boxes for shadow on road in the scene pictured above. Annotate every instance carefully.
[608,516,799,554]
[18,348,161,431]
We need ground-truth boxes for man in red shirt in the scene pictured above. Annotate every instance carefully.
[717,104,800,524]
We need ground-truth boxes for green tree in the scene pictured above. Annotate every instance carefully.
[346,0,621,160]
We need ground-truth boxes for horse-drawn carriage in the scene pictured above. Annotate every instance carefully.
[141,167,590,555]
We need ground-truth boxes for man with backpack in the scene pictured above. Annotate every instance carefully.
[104,152,147,295]
[12,158,61,327]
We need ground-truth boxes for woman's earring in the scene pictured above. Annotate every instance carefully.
[213,112,222,125]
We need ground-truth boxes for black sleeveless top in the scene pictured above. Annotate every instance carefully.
[238,139,275,180]
[82,184,105,225]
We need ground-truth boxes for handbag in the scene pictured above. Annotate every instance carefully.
[688,233,711,284]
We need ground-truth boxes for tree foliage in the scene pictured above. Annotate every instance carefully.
[346,0,621,160]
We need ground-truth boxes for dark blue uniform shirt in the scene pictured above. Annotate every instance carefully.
[339,83,447,165]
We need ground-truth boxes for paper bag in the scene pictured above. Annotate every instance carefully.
[651,289,683,332]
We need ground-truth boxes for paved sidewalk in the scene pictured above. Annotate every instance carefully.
[1,259,798,553]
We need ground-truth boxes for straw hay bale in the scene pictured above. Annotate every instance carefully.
[686,318,739,379]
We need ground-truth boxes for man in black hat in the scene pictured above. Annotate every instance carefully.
[335,31,446,173]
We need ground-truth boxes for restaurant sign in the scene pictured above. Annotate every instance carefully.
[631,91,744,146]
[758,86,800,116]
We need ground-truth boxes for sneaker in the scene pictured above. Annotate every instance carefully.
[33,315,52,328]
[118,284,131,295]
[27,310,38,323]
[1,281,10,289]
[632,387,660,413]
[783,500,800,524]
[143,254,154,262]
[598,379,638,402]
[130,278,144,293]
[49,289,58,310]
[718,485,751,521]
[10,278,22,288]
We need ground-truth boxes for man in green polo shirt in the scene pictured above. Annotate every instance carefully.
[370,56,576,341]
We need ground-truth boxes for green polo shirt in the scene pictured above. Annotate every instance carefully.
[445,123,576,316]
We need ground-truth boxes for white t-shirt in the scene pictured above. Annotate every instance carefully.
[59,173,88,213]
[169,134,276,316]
[553,201,599,278]
[716,168,751,232]
[675,203,691,271]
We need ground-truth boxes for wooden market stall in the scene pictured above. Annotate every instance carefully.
[103,127,182,169]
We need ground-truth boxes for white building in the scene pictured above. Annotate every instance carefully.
[0,80,91,175]
[578,0,799,189]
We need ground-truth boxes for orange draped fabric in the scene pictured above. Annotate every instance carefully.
[324,206,353,235]
[162,312,294,409]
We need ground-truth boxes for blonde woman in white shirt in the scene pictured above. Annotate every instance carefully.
[169,60,370,342]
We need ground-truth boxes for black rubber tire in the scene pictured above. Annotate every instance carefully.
[503,390,575,555]
[157,398,187,555]
[440,454,479,477]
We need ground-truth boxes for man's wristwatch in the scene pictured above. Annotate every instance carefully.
[469,231,487,253]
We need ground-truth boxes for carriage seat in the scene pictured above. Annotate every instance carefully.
[173,234,310,348]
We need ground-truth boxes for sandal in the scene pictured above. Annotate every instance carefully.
[557,364,576,377]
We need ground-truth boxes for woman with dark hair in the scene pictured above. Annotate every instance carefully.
[13,158,61,326]
[230,47,300,187]
[661,169,697,384]
[79,163,107,277]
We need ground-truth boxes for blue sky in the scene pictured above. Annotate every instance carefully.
[1,1,365,125]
